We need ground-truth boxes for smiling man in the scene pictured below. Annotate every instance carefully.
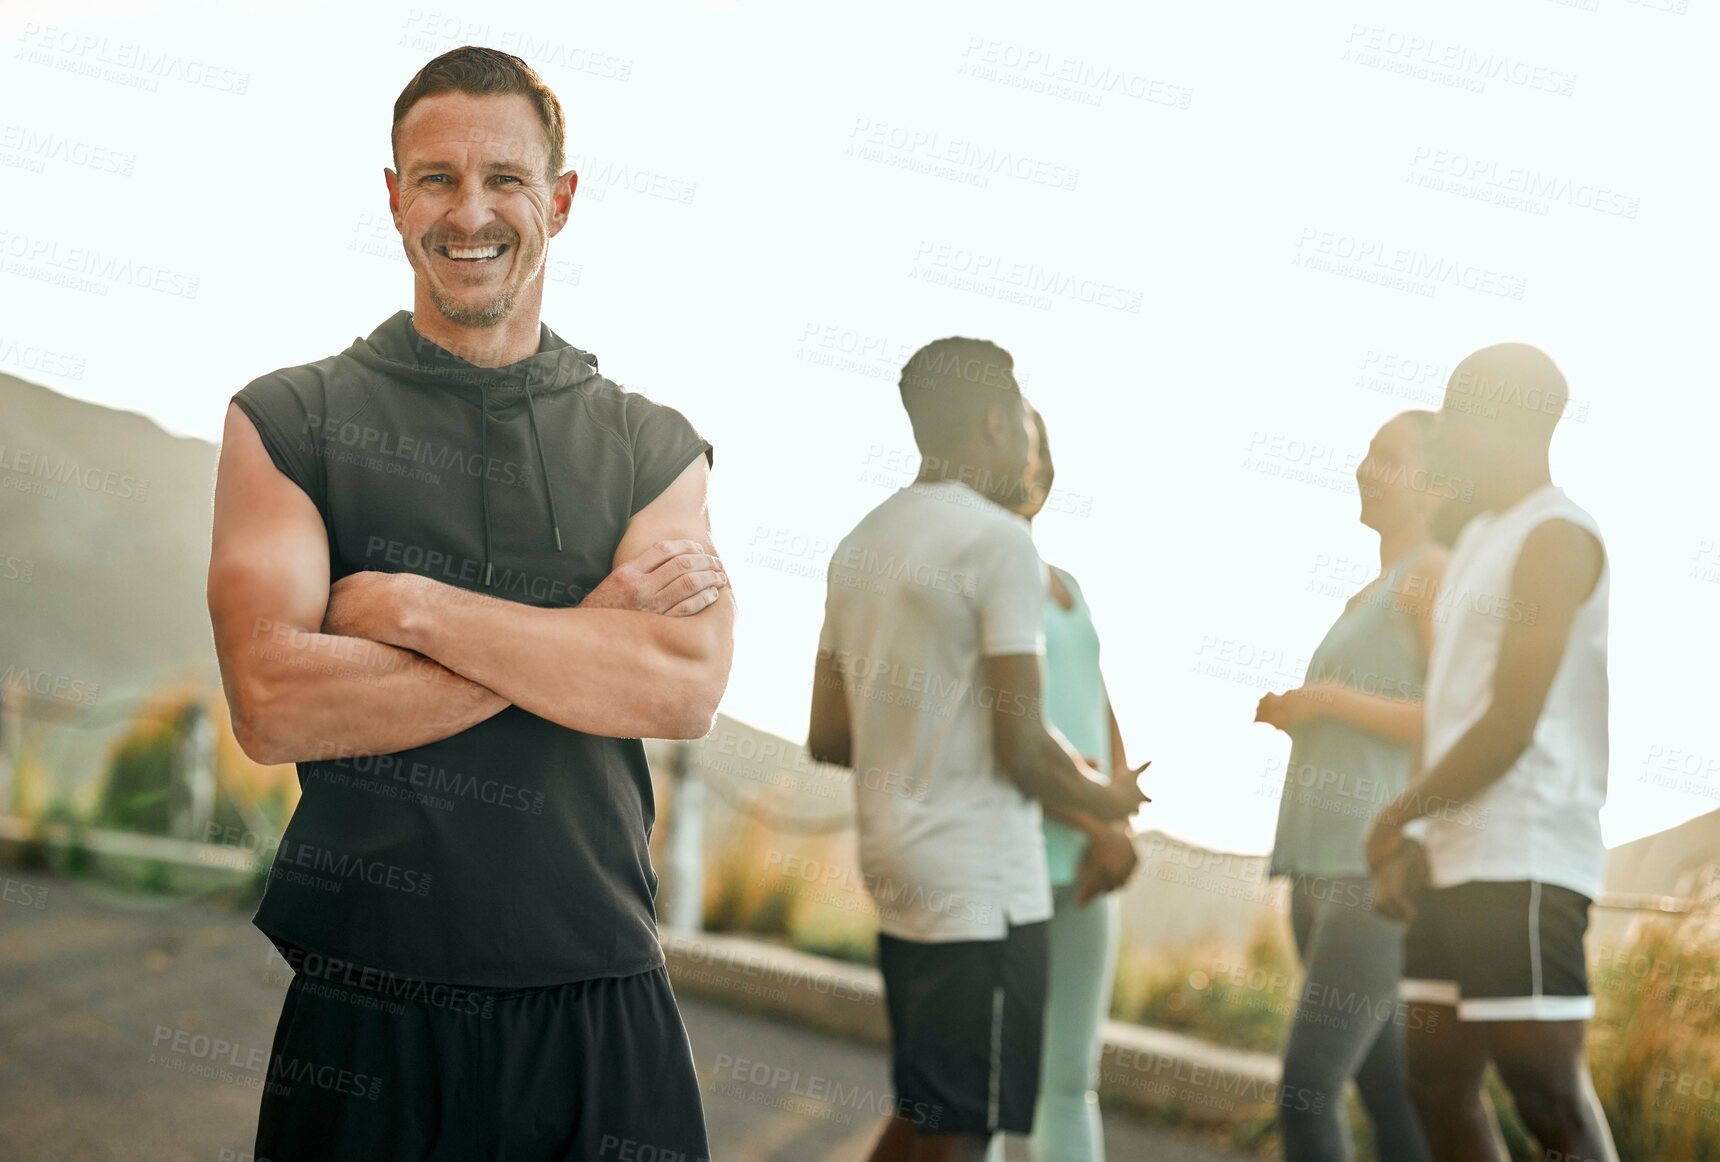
[206,47,730,1161]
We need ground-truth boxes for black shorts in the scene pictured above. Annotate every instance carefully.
[1402,880,1594,1022]
[876,921,1049,1136]
[255,942,708,1161]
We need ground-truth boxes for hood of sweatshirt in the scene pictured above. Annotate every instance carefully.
[340,310,603,588]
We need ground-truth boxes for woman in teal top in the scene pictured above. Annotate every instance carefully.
[989,404,1141,1162]
[1256,411,1447,1162]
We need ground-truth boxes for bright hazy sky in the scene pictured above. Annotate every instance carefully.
[4,0,1716,853]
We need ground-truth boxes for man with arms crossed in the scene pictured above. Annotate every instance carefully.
[208,47,731,1160]
[807,339,1146,1162]
[1367,343,1616,1161]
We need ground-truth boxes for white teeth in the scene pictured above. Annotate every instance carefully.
[447,245,502,260]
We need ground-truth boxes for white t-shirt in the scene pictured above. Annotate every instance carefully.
[817,479,1053,942]
[1418,483,1610,899]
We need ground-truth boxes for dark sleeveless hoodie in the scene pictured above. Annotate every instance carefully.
[231,310,712,987]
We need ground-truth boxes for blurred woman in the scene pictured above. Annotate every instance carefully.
[1255,411,1448,1162]
[988,402,1144,1162]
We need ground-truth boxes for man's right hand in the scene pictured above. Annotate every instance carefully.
[1074,825,1140,905]
[582,539,726,615]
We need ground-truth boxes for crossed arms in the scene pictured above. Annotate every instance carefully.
[208,402,734,766]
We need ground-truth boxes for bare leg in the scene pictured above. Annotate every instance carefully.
[869,1112,918,1162]
[910,1131,992,1162]
[1484,1021,1616,1162]
[1404,1001,1507,1161]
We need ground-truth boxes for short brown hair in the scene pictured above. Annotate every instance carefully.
[392,46,566,178]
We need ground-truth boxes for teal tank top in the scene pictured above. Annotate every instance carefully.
[1269,548,1429,879]
[1039,568,1112,886]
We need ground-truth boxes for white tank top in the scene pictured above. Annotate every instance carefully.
[1418,482,1610,898]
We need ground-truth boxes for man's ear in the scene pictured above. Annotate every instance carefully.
[384,168,402,230]
[548,169,578,236]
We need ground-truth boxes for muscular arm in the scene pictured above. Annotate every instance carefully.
[984,653,1143,822]
[207,403,508,766]
[1038,685,1133,837]
[1370,520,1603,855]
[354,457,735,740]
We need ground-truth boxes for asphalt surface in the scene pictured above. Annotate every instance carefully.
[0,871,1243,1161]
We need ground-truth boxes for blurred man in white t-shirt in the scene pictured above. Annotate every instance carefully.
[807,337,1145,1162]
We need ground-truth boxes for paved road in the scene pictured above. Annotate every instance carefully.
[0,873,1242,1161]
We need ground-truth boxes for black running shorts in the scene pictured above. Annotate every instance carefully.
[875,920,1049,1137]
[1402,879,1594,1022]
[254,943,709,1161]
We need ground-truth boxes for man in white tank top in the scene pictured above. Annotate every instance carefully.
[1364,344,1617,1161]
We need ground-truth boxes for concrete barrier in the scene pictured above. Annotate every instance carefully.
[665,930,1281,1127]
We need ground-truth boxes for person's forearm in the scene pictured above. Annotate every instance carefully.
[1309,684,1423,744]
[223,619,507,764]
[390,575,733,739]
[1004,729,1133,821]
[1385,705,1534,826]
[1043,802,1109,838]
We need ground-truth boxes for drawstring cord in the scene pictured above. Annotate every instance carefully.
[524,381,564,552]
[479,383,494,588]
[477,376,564,589]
